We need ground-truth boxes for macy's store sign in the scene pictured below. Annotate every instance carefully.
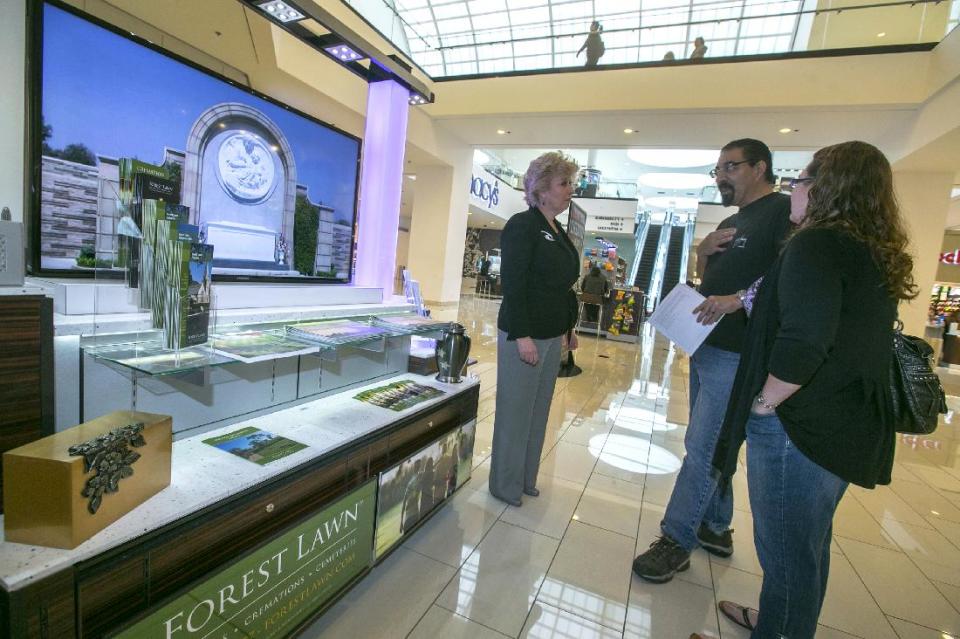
[941,250,960,264]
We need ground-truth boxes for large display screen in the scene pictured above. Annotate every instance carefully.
[32,1,361,282]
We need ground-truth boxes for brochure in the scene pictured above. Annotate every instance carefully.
[210,331,320,363]
[354,380,445,412]
[202,427,308,465]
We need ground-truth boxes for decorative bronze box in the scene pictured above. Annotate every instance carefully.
[2,411,172,549]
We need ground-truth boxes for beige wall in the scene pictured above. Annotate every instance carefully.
[0,0,25,223]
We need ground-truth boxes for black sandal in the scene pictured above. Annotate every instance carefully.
[718,600,758,631]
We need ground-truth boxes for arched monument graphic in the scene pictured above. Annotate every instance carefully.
[181,103,298,273]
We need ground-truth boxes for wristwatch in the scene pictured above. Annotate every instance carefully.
[755,393,777,411]
[736,289,747,306]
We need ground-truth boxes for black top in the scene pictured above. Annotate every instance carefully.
[497,207,580,340]
[700,192,793,353]
[581,273,610,296]
[713,227,897,488]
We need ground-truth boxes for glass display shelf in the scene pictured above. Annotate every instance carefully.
[371,314,451,334]
[82,339,235,376]
[81,313,436,376]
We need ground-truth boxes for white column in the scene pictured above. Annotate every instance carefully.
[407,152,472,305]
[894,171,955,335]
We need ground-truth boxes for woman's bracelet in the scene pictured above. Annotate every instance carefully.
[755,393,778,411]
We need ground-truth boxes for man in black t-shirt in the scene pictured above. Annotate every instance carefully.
[633,139,792,583]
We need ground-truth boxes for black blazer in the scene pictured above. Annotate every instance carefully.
[497,207,580,340]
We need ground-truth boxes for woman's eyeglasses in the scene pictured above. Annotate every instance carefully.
[709,160,753,178]
[787,177,814,190]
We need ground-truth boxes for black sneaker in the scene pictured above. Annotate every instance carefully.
[632,536,690,583]
[697,524,733,557]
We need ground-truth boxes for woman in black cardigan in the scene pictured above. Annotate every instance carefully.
[488,151,580,507]
[707,142,917,639]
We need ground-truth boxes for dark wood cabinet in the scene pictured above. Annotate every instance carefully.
[0,294,55,513]
[0,384,479,638]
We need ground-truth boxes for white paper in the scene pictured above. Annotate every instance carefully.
[648,284,719,355]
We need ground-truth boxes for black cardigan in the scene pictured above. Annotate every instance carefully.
[713,227,897,488]
[497,207,580,340]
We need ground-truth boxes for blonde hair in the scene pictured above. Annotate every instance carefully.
[523,151,579,208]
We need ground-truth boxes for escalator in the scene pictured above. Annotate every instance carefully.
[632,223,662,294]
[658,226,688,300]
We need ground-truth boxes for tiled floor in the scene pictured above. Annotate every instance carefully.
[302,294,960,639]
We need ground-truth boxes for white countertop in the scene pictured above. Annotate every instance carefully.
[0,373,479,591]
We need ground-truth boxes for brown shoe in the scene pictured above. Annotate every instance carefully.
[718,600,759,631]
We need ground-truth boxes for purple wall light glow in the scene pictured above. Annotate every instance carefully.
[354,80,408,294]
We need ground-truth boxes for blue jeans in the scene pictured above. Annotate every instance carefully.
[747,412,848,639]
[661,344,738,551]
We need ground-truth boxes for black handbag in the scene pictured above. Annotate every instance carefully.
[889,320,947,434]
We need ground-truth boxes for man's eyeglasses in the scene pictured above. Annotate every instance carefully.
[787,177,814,190]
[709,160,754,178]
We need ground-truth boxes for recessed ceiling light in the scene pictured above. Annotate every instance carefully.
[256,1,305,23]
[779,127,792,134]
[496,129,509,135]
[877,32,886,37]
[405,174,417,180]
[624,128,634,134]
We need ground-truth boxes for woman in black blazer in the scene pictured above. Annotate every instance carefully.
[488,151,581,507]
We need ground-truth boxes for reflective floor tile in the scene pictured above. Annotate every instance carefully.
[437,521,561,636]
[625,573,720,639]
[300,547,455,638]
[403,487,506,568]
[408,605,510,639]
[849,485,933,528]
[886,616,960,639]
[833,493,900,550]
[818,552,899,639]
[500,475,585,539]
[521,600,623,639]
[539,521,635,630]
[538,441,599,485]
[879,520,960,587]
[891,478,960,524]
[708,508,761,577]
[574,473,643,537]
[836,536,960,635]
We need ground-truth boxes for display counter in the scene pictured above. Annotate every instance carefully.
[0,373,479,637]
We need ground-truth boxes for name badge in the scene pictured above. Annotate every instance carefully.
[541,230,555,242]
[733,236,747,249]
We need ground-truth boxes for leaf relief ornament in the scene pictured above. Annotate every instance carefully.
[68,422,147,514]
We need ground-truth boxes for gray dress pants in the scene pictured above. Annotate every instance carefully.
[489,330,563,501]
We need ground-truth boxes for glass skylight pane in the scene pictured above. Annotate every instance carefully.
[474,27,513,44]
[555,35,583,51]
[436,17,473,34]
[478,58,515,72]
[472,12,510,30]
[445,61,479,74]
[432,3,469,20]
[554,51,580,66]
[476,42,514,58]
[514,54,552,70]
[505,0,546,8]
[604,15,641,31]
[513,23,553,39]
[606,46,640,63]
[444,32,476,47]
[397,0,428,8]
[710,39,737,56]
[553,20,591,36]
[642,25,688,44]
[514,39,552,55]
[552,1,593,21]
[510,7,550,25]
[605,30,640,48]
[469,0,506,13]
[444,46,477,62]
[404,8,434,23]
[596,0,639,16]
